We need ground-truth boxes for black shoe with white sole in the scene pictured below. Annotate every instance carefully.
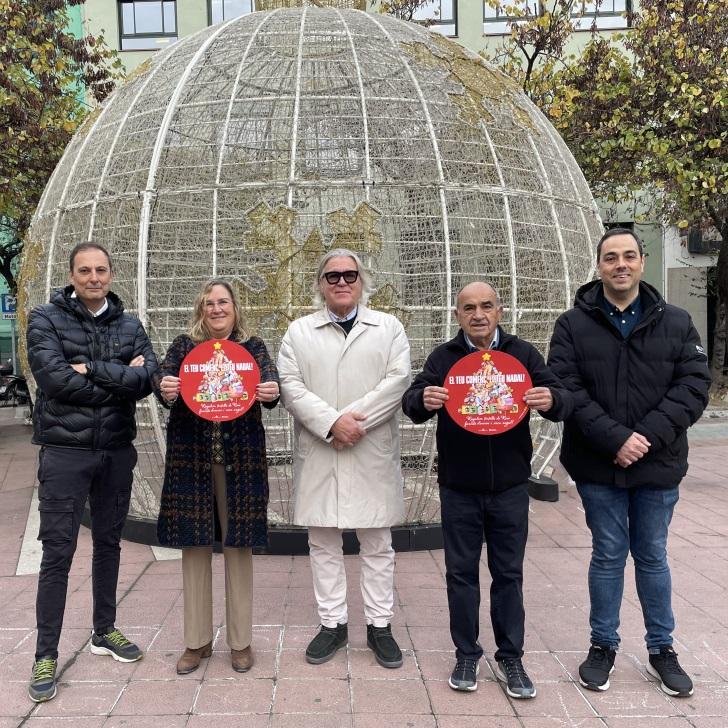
[496,657,536,699]
[448,658,479,691]
[647,646,693,697]
[90,629,142,663]
[579,644,616,691]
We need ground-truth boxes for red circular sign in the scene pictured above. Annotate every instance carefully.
[444,350,533,435]
[179,340,261,421]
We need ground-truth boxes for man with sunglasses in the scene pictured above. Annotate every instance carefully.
[278,248,411,669]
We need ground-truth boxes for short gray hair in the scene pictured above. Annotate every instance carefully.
[313,248,374,307]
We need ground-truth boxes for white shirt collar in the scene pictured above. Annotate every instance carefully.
[71,291,109,318]
[327,305,358,324]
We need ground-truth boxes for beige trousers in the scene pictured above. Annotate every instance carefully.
[308,526,395,628]
[182,463,253,650]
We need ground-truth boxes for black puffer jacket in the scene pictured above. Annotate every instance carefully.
[402,328,572,493]
[548,280,711,488]
[27,286,157,450]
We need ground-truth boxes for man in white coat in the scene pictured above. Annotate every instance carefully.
[278,248,411,668]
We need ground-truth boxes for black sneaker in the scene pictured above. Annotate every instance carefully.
[305,623,348,664]
[366,624,403,668]
[579,644,616,691]
[495,657,536,698]
[28,656,57,703]
[90,629,142,663]
[647,646,694,697]
[448,657,479,691]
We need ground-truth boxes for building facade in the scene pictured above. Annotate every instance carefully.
[80,1,634,74]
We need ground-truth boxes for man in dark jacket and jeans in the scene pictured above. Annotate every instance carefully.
[548,228,710,698]
[26,242,157,703]
[402,281,571,697]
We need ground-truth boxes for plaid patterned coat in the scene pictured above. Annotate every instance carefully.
[154,334,279,548]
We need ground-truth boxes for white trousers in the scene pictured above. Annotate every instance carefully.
[308,526,395,628]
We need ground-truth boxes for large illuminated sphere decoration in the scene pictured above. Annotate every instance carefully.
[20,0,601,531]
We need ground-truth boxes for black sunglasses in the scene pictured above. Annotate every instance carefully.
[322,270,359,285]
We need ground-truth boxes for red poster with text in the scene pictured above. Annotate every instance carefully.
[179,340,260,421]
[444,351,532,435]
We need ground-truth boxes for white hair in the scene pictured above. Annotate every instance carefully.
[313,248,374,307]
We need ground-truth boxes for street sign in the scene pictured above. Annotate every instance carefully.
[1,294,16,320]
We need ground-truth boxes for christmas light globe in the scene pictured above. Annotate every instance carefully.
[20,1,601,543]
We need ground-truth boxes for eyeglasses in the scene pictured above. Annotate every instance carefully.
[322,270,359,285]
[204,298,232,310]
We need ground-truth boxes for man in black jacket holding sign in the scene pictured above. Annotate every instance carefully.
[548,228,710,697]
[402,281,571,697]
[26,242,157,703]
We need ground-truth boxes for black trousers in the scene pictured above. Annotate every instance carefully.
[440,483,529,662]
[35,445,136,659]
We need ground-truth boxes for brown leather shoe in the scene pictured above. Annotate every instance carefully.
[176,642,212,675]
[231,646,253,673]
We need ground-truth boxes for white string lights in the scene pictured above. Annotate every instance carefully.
[21,6,601,526]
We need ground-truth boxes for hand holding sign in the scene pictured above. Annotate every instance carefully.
[523,386,552,412]
[423,385,449,411]
[160,375,181,402]
[255,380,279,403]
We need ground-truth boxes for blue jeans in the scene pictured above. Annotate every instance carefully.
[576,483,679,651]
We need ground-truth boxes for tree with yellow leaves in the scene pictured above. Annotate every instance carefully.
[481,0,728,386]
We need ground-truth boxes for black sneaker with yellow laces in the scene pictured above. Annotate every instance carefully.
[28,656,57,702]
[90,629,142,663]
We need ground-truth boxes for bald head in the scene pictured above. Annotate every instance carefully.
[456,281,500,308]
[454,281,503,350]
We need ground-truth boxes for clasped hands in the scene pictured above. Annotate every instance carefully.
[330,411,367,451]
[614,432,651,468]
[421,385,554,412]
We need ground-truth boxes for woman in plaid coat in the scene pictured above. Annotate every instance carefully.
[154,279,279,676]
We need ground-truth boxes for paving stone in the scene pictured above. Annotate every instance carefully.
[0,411,726,727]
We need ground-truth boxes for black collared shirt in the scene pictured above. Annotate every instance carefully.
[599,288,642,338]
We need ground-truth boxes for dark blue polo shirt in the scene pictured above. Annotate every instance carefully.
[599,288,642,338]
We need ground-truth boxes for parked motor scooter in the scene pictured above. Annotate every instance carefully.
[0,359,33,414]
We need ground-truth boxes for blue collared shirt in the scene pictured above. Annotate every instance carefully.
[464,328,499,352]
[599,289,642,338]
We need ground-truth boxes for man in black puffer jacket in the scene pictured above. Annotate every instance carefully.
[402,281,572,699]
[548,228,710,699]
[26,242,157,703]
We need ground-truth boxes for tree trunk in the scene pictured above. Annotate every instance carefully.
[710,297,727,391]
[708,213,728,393]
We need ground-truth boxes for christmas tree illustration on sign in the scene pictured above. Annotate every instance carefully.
[444,350,532,435]
[460,352,516,415]
[195,342,248,403]
[179,340,261,422]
